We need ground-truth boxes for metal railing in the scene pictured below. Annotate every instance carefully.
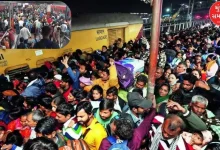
[143,19,212,36]
[60,35,70,48]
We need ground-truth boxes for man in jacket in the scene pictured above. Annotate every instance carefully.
[124,92,153,128]
[99,108,156,150]
[92,58,119,98]
[106,86,126,112]
[147,98,207,150]
[61,56,90,89]
[171,74,211,105]
[45,82,62,102]
[149,114,189,150]
[76,101,107,150]
[35,117,66,148]
[129,74,148,98]
[21,70,45,98]
[189,95,220,140]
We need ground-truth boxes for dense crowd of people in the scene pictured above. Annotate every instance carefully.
[0,22,220,150]
[0,3,71,49]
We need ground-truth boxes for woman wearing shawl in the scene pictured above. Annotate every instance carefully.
[156,83,170,116]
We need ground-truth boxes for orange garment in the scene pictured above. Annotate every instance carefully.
[63,86,73,102]
[84,85,92,93]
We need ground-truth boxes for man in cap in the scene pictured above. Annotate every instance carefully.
[125,92,153,128]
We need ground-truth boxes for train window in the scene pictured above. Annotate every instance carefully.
[175,25,179,32]
[179,24,182,30]
[0,1,71,49]
[163,26,168,33]
[36,57,55,68]
[5,63,30,80]
[170,25,174,33]
[160,26,163,32]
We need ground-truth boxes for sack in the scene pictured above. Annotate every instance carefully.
[115,62,134,89]
[107,136,130,150]
[66,139,90,150]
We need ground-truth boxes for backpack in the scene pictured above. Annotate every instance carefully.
[115,62,134,89]
[107,136,130,150]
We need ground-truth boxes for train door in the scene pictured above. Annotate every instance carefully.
[108,28,125,46]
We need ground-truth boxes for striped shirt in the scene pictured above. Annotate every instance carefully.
[62,116,82,140]
[149,115,190,150]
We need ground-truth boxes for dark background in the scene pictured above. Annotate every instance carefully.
[62,0,190,13]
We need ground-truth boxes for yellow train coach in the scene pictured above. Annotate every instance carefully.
[0,13,143,78]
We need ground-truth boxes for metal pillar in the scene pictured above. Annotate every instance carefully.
[147,0,163,101]
[189,0,194,27]
[9,2,11,28]
[187,0,191,20]
[168,25,170,32]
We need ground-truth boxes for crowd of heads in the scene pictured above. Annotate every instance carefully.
[0,23,219,149]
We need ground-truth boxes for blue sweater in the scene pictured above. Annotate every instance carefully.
[67,67,80,89]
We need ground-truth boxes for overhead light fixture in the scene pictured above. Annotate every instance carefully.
[140,0,151,4]
[166,8,170,12]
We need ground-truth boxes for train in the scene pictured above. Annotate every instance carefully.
[0,13,143,79]
[0,2,17,11]
[51,4,67,12]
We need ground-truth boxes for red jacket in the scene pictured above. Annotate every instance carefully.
[62,86,73,102]
[7,119,31,138]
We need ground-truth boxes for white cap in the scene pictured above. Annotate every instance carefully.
[54,74,62,80]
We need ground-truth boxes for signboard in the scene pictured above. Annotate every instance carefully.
[96,30,108,41]
[35,50,43,56]
[209,1,220,26]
